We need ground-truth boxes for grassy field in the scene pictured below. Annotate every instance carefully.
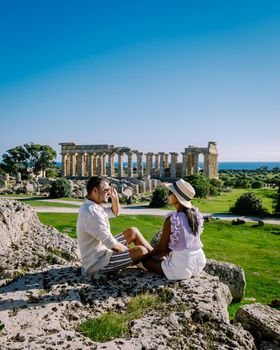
[188,188,275,214]
[38,212,280,314]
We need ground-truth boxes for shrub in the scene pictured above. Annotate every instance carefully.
[209,184,220,197]
[210,178,222,188]
[251,180,264,189]
[234,179,251,189]
[184,175,210,198]
[149,185,168,208]
[230,192,264,216]
[49,178,72,198]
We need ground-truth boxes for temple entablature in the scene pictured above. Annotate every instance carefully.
[59,142,218,180]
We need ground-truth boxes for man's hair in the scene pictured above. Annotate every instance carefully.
[86,177,107,195]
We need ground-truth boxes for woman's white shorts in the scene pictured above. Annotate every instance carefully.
[161,248,206,281]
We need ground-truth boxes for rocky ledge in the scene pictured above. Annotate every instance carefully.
[0,200,279,350]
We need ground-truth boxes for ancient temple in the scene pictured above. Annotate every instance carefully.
[59,141,218,179]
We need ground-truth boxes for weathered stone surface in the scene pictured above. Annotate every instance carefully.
[234,303,280,347]
[0,199,80,286]
[0,200,257,349]
[204,258,246,302]
[0,267,256,350]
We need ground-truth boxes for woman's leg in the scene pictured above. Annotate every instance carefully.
[123,227,153,251]
[141,255,165,275]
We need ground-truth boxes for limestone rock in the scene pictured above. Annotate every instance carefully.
[0,268,256,350]
[204,258,246,302]
[0,199,80,285]
[234,303,280,347]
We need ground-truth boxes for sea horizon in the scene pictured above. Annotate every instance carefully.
[55,161,280,171]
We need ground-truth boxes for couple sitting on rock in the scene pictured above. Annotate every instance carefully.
[77,176,206,280]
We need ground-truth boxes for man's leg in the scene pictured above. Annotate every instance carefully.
[123,227,153,251]
[100,233,149,273]
[100,250,133,273]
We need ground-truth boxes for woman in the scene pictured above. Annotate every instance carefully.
[142,178,206,280]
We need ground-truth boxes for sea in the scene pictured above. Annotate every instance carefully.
[56,162,280,171]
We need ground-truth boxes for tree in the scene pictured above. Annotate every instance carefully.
[49,178,72,198]
[149,185,169,208]
[230,192,264,216]
[0,143,57,177]
[184,175,211,198]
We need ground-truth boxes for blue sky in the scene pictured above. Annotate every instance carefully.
[0,0,280,162]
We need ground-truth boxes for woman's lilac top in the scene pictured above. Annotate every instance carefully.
[167,208,204,251]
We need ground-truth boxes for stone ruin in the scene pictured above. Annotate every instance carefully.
[60,141,219,180]
[0,199,279,349]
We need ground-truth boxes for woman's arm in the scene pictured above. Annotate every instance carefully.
[150,217,171,258]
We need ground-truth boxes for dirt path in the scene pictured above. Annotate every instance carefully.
[34,203,280,225]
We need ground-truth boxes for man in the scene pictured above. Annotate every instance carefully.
[77,176,152,276]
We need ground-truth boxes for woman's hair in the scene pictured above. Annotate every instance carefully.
[182,207,199,235]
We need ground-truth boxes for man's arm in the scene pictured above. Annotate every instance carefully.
[110,186,121,217]
[113,242,128,252]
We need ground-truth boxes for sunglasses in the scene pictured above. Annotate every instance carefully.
[168,191,174,196]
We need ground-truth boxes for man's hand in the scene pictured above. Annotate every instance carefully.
[113,242,128,252]
[109,186,119,201]
[110,185,121,216]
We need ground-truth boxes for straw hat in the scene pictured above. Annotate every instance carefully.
[165,178,195,208]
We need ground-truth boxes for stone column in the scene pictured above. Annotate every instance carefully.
[148,153,154,177]
[61,154,66,176]
[65,155,70,176]
[70,154,76,177]
[107,153,113,177]
[102,154,106,176]
[118,151,124,178]
[170,152,178,179]
[92,154,98,175]
[154,154,159,176]
[203,153,210,177]
[145,153,154,177]
[127,152,133,177]
[209,154,218,178]
[164,153,169,169]
[97,154,104,176]
[88,154,94,176]
[193,153,199,174]
[137,152,144,178]
[181,152,188,177]
[159,152,165,179]
[79,153,85,177]
[145,154,150,176]
[214,155,219,178]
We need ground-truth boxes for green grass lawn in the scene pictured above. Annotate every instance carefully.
[190,188,275,214]
[38,213,280,311]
